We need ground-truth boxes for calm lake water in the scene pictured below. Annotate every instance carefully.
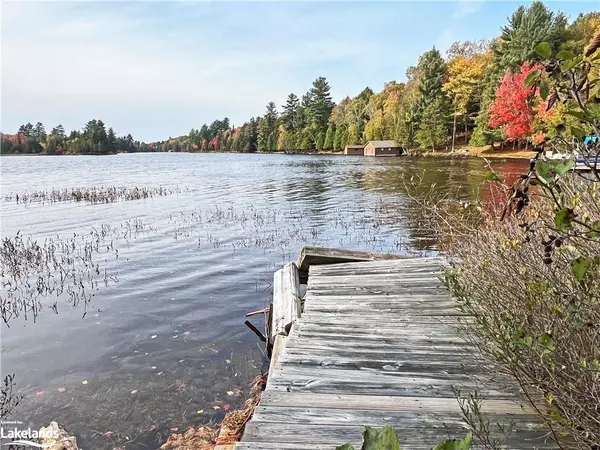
[0,152,527,449]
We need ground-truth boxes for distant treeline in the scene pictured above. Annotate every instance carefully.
[184,2,599,153]
[2,2,598,156]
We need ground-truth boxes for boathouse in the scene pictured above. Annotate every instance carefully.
[364,140,402,157]
[344,145,364,156]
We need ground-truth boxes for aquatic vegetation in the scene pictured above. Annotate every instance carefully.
[3,185,186,205]
[0,218,154,325]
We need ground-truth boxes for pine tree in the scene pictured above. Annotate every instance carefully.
[282,93,300,133]
[415,98,448,151]
[107,127,118,153]
[308,77,335,133]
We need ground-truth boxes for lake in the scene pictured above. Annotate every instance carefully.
[0,152,527,449]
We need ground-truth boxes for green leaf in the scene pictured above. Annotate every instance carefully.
[536,159,574,181]
[362,426,401,450]
[433,433,473,450]
[565,110,588,121]
[552,159,575,175]
[560,56,582,72]
[571,257,596,282]
[554,208,576,231]
[524,70,541,87]
[586,220,600,238]
[570,126,586,138]
[556,50,574,60]
[534,42,552,59]
[485,171,500,182]
[336,445,355,450]
[537,333,555,352]
[539,80,549,100]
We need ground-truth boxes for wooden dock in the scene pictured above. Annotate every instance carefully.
[220,252,556,449]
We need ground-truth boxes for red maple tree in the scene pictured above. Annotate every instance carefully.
[488,61,544,141]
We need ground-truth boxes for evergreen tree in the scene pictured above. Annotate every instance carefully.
[107,127,117,153]
[416,48,448,116]
[282,93,300,133]
[415,98,448,151]
[33,122,46,142]
[333,125,342,150]
[494,1,567,72]
[308,77,335,133]
[324,124,335,150]
[316,132,325,150]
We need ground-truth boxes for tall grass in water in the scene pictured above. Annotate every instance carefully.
[3,185,185,205]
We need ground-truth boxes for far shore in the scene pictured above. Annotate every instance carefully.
[0,146,535,160]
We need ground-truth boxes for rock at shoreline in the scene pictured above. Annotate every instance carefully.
[39,422,78,450]
[160,426,217,450]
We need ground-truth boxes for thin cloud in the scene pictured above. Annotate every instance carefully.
[452,0,484,18]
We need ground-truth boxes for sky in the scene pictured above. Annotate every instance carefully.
[1,1,598,142]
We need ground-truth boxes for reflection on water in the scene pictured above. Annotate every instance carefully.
[0,153,526,449]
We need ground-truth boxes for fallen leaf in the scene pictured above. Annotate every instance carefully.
[170,427,178,432]
[211,405,220,410]
[151,335,157,339]
[130,390,138,395]
[148,424,156,431]
[57,387,66,393]
[223,404,231,411]
[151,366,157,370]
[82,380,88,385]
[103,431,113,438]
[36,390,45,397]
[225,359,231,364]
[196,410,204,414]
[226,391,234,396]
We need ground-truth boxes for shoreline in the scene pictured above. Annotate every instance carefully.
[0,147,535,160]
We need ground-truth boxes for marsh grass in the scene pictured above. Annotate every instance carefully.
[3,185,186,205]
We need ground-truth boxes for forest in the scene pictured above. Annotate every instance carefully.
[1,2,598,155]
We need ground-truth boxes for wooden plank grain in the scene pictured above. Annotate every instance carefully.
[271,262,301,342]
[238,257,556,449]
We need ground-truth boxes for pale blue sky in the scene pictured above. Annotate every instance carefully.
[1,1,598,141]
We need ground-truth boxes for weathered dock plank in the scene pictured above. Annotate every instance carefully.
[296,246,407,283]
[234,257,556,449]
[270,262,301,343]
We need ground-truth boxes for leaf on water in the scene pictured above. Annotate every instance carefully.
[103,431,113,438]
[196,410,204,414]
[82,380,88,385]
[151,335,157,339]
[433,432,473,450]
[212,405,220,410]
[57,387,66,393]
[534,42,552,59]
[224,404,231,411]
[36,390,45,397]
[131,390,138,395]
[555,208,576,231]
